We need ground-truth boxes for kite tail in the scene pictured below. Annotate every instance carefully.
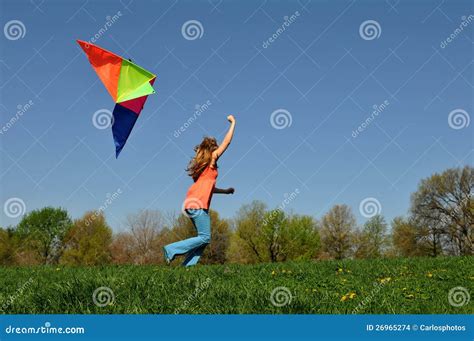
[112,103,139,158]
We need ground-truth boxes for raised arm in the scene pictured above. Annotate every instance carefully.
[213,115,236,160]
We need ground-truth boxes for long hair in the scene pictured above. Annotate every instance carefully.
[187,136,218,181]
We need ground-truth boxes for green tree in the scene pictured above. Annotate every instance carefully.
[261,209,286,262]
[260,210,321,262]
[228,201,267,263]
[354,215,389,259]
[279,214,320,261]
[16,207,72,264]
[228,202,320,263]
[61,211,113,265]
[410,166,473,255]
[320,204,356,259]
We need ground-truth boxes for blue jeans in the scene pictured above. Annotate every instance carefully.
[163,209,210,266]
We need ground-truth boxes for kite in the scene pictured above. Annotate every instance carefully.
[77,40,157,157]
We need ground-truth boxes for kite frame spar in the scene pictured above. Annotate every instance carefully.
[77,40,157,157]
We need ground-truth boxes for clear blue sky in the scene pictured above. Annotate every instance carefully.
[1,0,472,230]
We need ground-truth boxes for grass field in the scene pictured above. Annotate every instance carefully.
[1,257,472,314]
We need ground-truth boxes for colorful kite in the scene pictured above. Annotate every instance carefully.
[77,40,157,157]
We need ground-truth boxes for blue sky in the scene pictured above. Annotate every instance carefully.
[0,0,472,230]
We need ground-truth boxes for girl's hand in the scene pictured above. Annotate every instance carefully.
[227,115,235,123]
[226,187,235,194]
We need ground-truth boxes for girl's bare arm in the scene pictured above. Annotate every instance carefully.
[213,115,236,160]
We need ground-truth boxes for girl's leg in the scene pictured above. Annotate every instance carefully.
[182,243,207,267]
[164,209,211,262]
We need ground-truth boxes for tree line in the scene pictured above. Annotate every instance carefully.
[0,166,472,266]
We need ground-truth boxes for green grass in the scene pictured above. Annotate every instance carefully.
[0,257,472,314]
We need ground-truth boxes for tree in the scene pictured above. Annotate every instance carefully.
[261,209,286,262]
[0,227,16,265]
[110,232,137,264]
[61,211,113,265]
[279,214,320,261]
[228,202,320,263]
[125,210,166,264]
[410,166,473,255]
[228,201,268,263]
[260,210,321,262]
[391,217,425,257]
[320,204,356,259]
[354,215,389,259]
[16,207,72,264]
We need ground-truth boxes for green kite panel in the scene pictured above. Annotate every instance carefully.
[117,80,156,103]
[117,59,156,102]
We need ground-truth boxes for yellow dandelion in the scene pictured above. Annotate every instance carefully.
[427,272,433,278]
[340,295,348,302]
[338,268,343,272]
[271,270,276,276]
[349,292,356,299]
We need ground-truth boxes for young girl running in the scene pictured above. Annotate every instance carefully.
[163,115,236,266]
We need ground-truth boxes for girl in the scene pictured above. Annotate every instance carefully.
[163,115,236,266]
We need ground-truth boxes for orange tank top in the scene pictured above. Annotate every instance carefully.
[184,165,218,209]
